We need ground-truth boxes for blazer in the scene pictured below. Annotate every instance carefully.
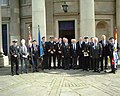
[70,43,78,57]
[90,43,102,59]
[9,45,20,59]
[99,40,109,56]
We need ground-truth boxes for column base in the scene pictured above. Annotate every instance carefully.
[0,52,9,67]
[0,52,4,68]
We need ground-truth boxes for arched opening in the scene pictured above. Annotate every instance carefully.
[96,21,109,40]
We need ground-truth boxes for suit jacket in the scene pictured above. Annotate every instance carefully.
[63,44,71,58]
[99,40,109,56]
[56,42,63,56]
[90,43,102,58]
[32,44,40,58]
[77,41,84,56]
[82,42,90,57]
[109,43,119,57]
[20,45,28,59]
[70,43,78,57]
[9,45,20,59]
[42,42,48,55]
[47,41,57,55]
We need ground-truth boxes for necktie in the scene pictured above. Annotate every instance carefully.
[79,42,81,48]
[74,44,76,50]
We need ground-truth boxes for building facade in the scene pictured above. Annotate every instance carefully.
[0,0,120,57]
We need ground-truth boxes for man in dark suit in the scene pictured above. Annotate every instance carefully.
[31,40,40,72]
[47,37,57,69]
[9,39,20,76]
[70,39,78,69]
[90,37,102,72]
[56,38,63,69]
[99,35,109,72]
[41,36,48,70]
[62,38,71,70]
[89,37,94,70]
[82,36,90,71]
[77,36,84,69]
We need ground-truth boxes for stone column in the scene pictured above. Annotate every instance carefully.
[10,0,20,44]
[116,0,120,44]
[32,0,46,40]
[0,6,4,67]
[80,0,95,37]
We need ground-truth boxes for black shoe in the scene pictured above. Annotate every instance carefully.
[16,73,19,75]
[32,71,35,73]
[104,70,107,73]
[97,70,100,73]
[11,73,14,76]
[36,70,39,72]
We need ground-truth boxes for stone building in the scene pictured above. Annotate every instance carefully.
[0,0,120,66]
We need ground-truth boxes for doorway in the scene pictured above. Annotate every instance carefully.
[2,24,8,56]
[59,20,75,43]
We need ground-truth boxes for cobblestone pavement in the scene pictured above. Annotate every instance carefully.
[0,66,120,96]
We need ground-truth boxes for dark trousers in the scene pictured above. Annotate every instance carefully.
[48,54,56,69]
[72,57,77,69]
[90,58,93,70]
[83,57,89,70]
[78,55,84,69]
[64,57,70,69]
[57,55,62,68]
[11,57,19,74]
[21,58,28,73]
[42,55,48,69]
[93,58,99,71]
[100,55,108,71]
[33,57,39,71]
[110,56,115,72]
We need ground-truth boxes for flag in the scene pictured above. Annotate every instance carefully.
[113,27,118,68]
[38,25,44,57]
[28,31,32,47]
[114,27,117,50]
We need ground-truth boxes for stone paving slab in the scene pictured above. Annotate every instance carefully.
[0,66,120,96]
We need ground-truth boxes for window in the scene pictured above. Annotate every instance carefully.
[0,0,9,6]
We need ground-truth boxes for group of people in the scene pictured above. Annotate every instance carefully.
[9,35,119,76]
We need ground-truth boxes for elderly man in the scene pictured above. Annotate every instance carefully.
[70,39,78,69]
[90,37,102,72]
[82,36,90,71]
[77,36,84,69]
[62,38,71,70]
[108,37,119,74]
[20,39,29,74]
[31,40,40,72]
[99,35,109,72]
[9,39,20,76]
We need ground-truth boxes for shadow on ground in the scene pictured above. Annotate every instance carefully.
[0,65,119,76]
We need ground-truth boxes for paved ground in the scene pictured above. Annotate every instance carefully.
[0,66,120,96]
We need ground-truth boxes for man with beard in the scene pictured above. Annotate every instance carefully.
[82,36,90,71]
